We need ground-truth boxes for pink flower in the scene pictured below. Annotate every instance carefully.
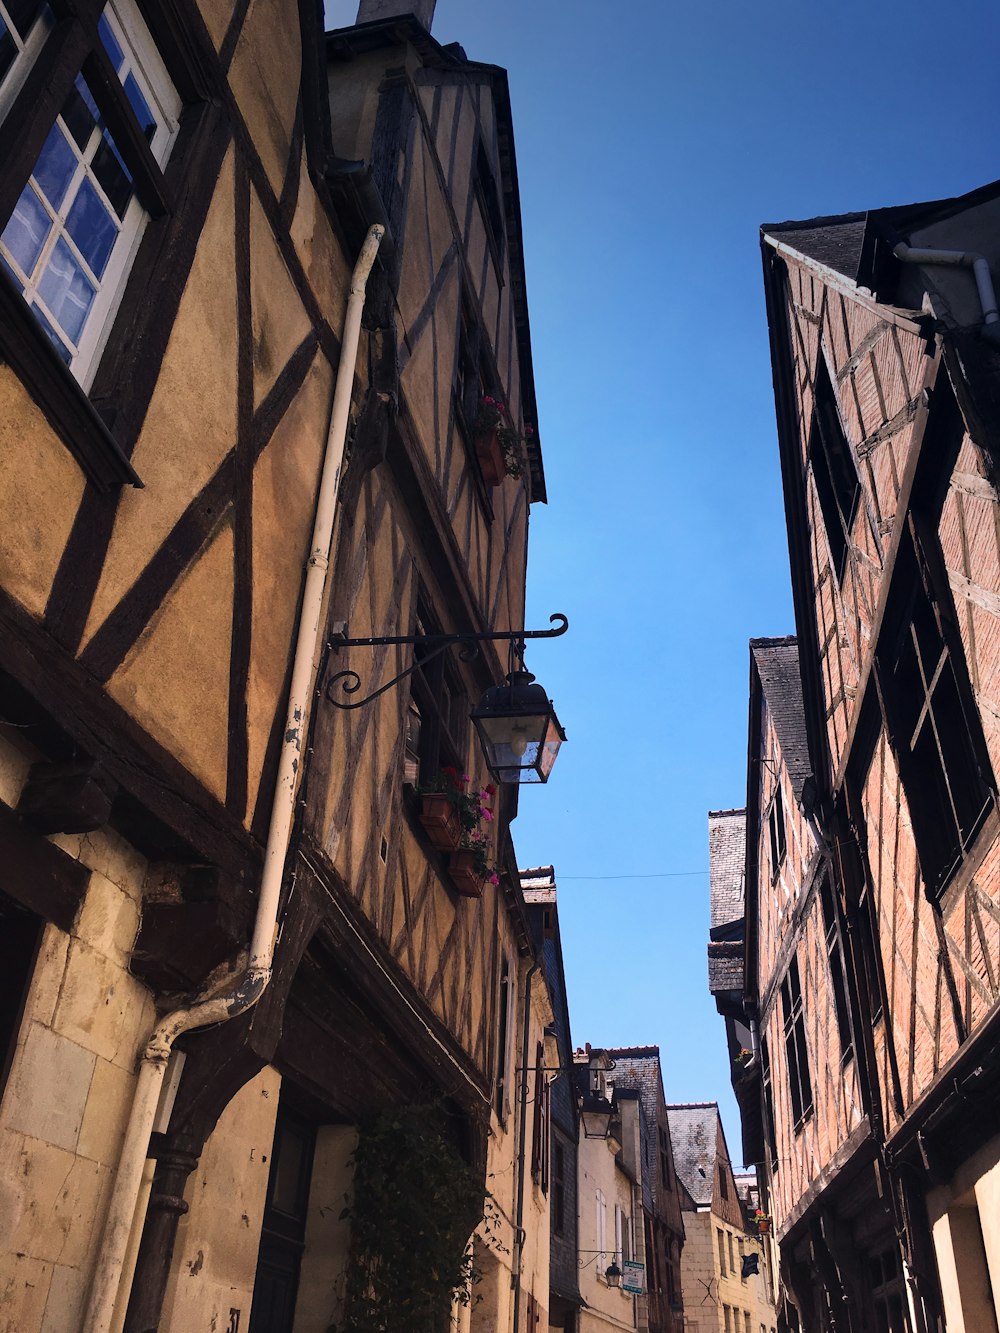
[489,872,500,886]
[461,774,471,783]
[480,807,494,821]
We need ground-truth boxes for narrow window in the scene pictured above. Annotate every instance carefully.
[596,1189,607,1269]
[728,1231,735,1274]
[494,956,512,1119]
[768,782,786,880]
[876,521,994,896]
[530,1039,549,1193]
[614,1203,624,1267]
[809,354,860,580]
[820,875,853,1062]
[407,599,469,783]
[717,1227,727,1275]
[781,955,813,1128]
[553,1142,565,1236]
[473,138,505,271]
[659,1124,672,1189]
[719,1162,729,1200]
[761,1033,778,1171]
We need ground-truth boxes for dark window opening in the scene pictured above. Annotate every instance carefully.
[761,1033,778,1172]
[809,355,861,581]
[494,956,512,1120]
[473,138,505,272]
[719,1163,729,1200]
[820,874,853,1063]
[0,892,43,1101]
[249,1104,317,1333]
[780,956,813,1129]
[406,600,469,785]
[659,1125,672,1190]
[768,782,786,880]
[530,1038,550,1193]
[553,1141,565,1236]
[876,521,994,896]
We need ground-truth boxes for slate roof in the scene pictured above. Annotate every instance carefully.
[708,809,745,930]
[665,1103,719,1208]
[606,1046,665,1215]
[750,637,812,799]
[521,864,556,903]
[762,215,868,283]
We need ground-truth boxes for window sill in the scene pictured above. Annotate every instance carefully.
[0,271,141,491]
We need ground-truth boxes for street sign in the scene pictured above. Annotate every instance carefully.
[622,1260,644,1294]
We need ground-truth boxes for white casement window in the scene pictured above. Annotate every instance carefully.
[595,1188,607,1270]
[0,0,179,387]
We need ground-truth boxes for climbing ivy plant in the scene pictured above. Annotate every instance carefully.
[334,1103,492,1333]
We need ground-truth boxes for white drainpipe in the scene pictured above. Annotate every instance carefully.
[893,241,1000,328]
[82,222,386,1333]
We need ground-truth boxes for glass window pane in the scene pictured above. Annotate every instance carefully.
[31,300,72,361]
[62,76,100,150]
[91,133,133,218]
[0,20,16,85]
[97,13,123,71]
[32,122,78,211]
[123,71,155,141]
[38,236,95,343]
[65,176,118,277]
[7,0,44,40]
[1,182,51,276]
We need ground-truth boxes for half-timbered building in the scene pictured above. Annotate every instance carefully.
[719,179,1000,1333]
[0,0,558,1329]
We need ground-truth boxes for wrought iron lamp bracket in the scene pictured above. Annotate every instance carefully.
[324,613,568,710]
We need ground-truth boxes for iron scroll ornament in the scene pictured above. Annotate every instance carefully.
[324,613,569,710]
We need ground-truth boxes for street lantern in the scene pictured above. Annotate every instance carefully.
[605,1262,622,1288]
[579,1090,615,1140]
[471,669,566,784]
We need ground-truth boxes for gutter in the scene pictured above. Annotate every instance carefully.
[894,241,1000,339]
[82,224,386,1333]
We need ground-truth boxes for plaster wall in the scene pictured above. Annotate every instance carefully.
[576,1130,637,1332]
[292,1124,358,1333]
[676,1211,773,1333]
[159,1067,279,1333]
[474,960,553,1333]
[926,1130,1000,1332]
[0,732,154,1333]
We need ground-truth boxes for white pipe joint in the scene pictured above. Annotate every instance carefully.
[894,241,1000,326]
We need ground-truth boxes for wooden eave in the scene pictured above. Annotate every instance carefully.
[743,646,763,1017]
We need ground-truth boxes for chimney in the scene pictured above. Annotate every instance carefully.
[356,0,436,30]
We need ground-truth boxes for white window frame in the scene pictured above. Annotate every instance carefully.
[0,0,180,389]
[0,2,52,121]
[595,1188,607,1271]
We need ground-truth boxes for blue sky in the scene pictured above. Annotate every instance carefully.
[325,0,1000,1160]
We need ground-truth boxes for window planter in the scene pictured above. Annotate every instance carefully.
[448,848,485,898]
[756,1218,771,1236]
[418,794,462,851]
[475,428,505,487]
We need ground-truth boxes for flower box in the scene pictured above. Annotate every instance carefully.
[756,1218,771,1236]
[418,794,462,851]
[448,848,485,898]
[475,428,505,487]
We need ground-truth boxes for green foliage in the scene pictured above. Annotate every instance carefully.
[334,1104,488,1333]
